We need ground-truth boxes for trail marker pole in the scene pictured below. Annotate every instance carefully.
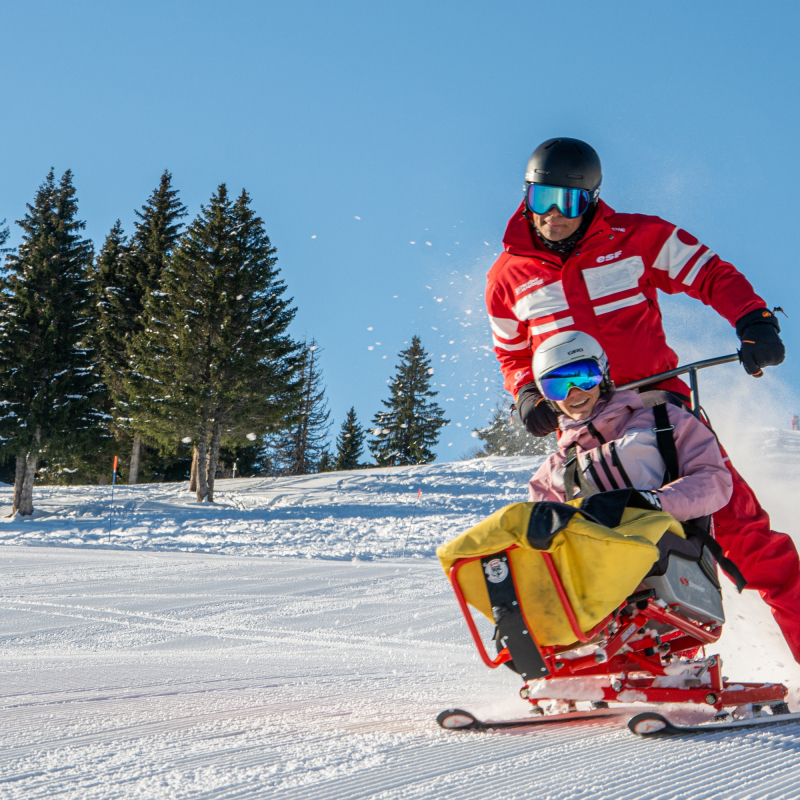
[401,487,422,559]
[107,455,118,541]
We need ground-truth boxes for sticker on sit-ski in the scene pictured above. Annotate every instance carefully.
[484,558,509,584]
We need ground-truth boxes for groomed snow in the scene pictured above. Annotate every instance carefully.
[2,456,800,799]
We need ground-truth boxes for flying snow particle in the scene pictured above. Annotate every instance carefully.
[449,340,455,344]
[355,216,361,220]
[484,241,490,246]
[367,327,373,330]
[311,235,317,238]
[427,368,434,374]
[436,298,443,303]
[310,345,317,351]
[375,342,381,345]
[410,241,416,244]
[246,433,257,441]
[426,241,432,246]
[236,294,244,300]
[368,346,374,350]
[181,437,192,444]
[471,431,479,438]
[465,310,472,314]
[431,326,438,331]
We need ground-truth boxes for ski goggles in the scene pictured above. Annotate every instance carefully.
[525,183,592,219]
[538,359,604,401]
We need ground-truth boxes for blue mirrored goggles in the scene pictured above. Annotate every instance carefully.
[525,183,591,219]
[539,359,604,402]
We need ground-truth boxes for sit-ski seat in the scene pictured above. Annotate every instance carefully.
[437,489,729,652]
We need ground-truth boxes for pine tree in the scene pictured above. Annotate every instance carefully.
[126,184,300,501]
[267,340,331,475]
[0,220,11,254]
[334,406,365,470]
[94,171,187,484]
[0,170,102,514]
[369,336,448,466]
[470,394,557,457]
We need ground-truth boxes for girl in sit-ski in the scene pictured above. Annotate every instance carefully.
[527,331,732,523]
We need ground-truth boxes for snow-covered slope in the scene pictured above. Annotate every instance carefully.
[2,455,800,799]
[0,457,537,559]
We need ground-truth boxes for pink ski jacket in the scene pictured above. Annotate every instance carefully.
[528,390,733,522]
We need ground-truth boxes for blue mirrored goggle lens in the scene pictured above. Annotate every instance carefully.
[526,184,591,219]
[539,360,603,401]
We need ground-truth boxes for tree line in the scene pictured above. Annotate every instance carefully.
[0,169,450,514]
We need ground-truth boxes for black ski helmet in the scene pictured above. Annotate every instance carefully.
[525,138,602,202]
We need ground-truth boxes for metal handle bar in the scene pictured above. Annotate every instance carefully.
[617,352,740,419]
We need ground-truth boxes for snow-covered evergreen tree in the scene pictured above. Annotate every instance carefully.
[470,393,557,457]
[267,341,331,475]
[334,406,365,470]
[126,184,300,501]
[369,336,448,466]
[0,170,103,513]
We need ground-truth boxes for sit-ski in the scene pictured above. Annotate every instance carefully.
[437,354,796,738]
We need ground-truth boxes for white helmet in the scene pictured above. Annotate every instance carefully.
[532,331,612,398]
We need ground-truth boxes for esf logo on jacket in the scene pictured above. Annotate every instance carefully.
[597,250,622,264]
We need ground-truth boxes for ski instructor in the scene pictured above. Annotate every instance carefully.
[485,137,800,662]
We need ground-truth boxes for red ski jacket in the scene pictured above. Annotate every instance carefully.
[486,199,766,397]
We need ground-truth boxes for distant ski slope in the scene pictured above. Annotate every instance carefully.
[0,456,541,559]
[2,453,800,798]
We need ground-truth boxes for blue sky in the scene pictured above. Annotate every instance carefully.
[1,1,799,459]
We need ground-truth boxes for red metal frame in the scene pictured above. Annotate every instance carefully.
[449,548,787,711]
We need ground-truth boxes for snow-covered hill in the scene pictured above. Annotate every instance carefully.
[2,453,800,799]
[0,457,538,559]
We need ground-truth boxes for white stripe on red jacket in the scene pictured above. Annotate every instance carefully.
[486,200,766,396]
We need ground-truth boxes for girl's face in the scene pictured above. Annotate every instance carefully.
[555,384,601,421]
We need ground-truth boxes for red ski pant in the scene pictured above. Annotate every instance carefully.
[713,445,800,662]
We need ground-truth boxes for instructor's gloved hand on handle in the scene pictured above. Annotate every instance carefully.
[516,382,559,437]
[735,309,785,377]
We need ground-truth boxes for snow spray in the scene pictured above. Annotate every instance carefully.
[401,487,422,558]
[107,456,118,540]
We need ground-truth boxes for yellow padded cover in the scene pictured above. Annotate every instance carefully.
[436,501,685,646]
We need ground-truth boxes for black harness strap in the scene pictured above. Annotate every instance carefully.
[689,526,748,593]
[563,444,599,501]
[652,403,679,485]
[481,553,550,679]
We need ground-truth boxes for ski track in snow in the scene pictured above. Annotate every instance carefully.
[1,454,800,798]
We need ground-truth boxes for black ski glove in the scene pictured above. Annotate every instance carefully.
[516,382,559,437]
[735,309,785,377]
